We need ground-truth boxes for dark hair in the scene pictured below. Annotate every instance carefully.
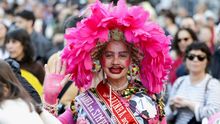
[0,59,29,102]
[64,16,83,29]
[5,28,35,63]
[164,10,176,24]
[0,59,42,113]
[4,58,42,104]
[5,8,14,16]
[172,28,198,56]
[15,10,35,25]
[184,42,212,72]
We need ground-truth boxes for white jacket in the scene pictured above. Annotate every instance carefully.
[0,98,61,124]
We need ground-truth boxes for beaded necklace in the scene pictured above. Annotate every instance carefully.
[70,80,165,122]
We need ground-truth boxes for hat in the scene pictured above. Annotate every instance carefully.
[61,0,172,94]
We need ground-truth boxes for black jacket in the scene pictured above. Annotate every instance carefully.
[211,48,220,80]
[5,58,42,104]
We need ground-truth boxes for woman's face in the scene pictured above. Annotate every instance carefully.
[101,41,131,81]
[186,50,207,74]
[6,39,24,61]
[177,30,193,53]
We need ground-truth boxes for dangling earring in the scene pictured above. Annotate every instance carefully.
[92,60,101,72]
[127,63,139,81]
[102,69,106,83]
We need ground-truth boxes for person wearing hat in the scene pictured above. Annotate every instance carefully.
[43,0,172,123]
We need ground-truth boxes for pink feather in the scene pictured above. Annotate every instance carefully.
[61,0,172,93]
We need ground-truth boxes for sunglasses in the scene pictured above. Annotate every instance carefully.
[186,54,207,61]
[177,37,190,42]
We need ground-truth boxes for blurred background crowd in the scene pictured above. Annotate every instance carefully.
[0,0,220,123]
[0,0,220,62]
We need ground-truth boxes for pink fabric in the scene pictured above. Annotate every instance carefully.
[76,117,89,124]
[43,74,64,104]
[61,0,172,94]
[160,117,167,124]
[208,112,220,124]
[58,108,75,124]
[148,117,167,124]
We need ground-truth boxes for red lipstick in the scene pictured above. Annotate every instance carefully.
[109,67,123,74]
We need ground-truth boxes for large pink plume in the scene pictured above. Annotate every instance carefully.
[61,0,172,93]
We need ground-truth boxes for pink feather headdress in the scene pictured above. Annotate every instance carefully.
[61,0,172,94]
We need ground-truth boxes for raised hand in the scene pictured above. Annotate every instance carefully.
[43,55,71,105]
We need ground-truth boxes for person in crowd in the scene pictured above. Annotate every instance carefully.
[42,0,172,123]
[15,10,55,64]
[204,10,218,46]
[175,7,189,26]
[199,25,215,53]
[177,0,198,17]
[51,16,83,52]
[163,10,178,36]
[180,16,197,33]
[5,58,42,104]
[0,22,9,59]
[5,28,45,96]
[169,28,198,85]
[166,42,220,124]
[0,59,60,124]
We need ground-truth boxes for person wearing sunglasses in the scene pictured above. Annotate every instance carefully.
[165,42,220,124]
[169,28,198,85]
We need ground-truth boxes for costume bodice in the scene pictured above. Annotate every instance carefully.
[70,81,165,124]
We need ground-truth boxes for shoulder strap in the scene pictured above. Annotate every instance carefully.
[57,81,72,99]
[21,69,42,97]
[175,78,185,92]
[204,78,212,93]
[204,77,212,105]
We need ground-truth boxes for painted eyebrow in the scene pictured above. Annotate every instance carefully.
[104,51,129,53]
[119,51,129,54]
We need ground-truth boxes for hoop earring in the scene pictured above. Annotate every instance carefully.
[92,60,101,72]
